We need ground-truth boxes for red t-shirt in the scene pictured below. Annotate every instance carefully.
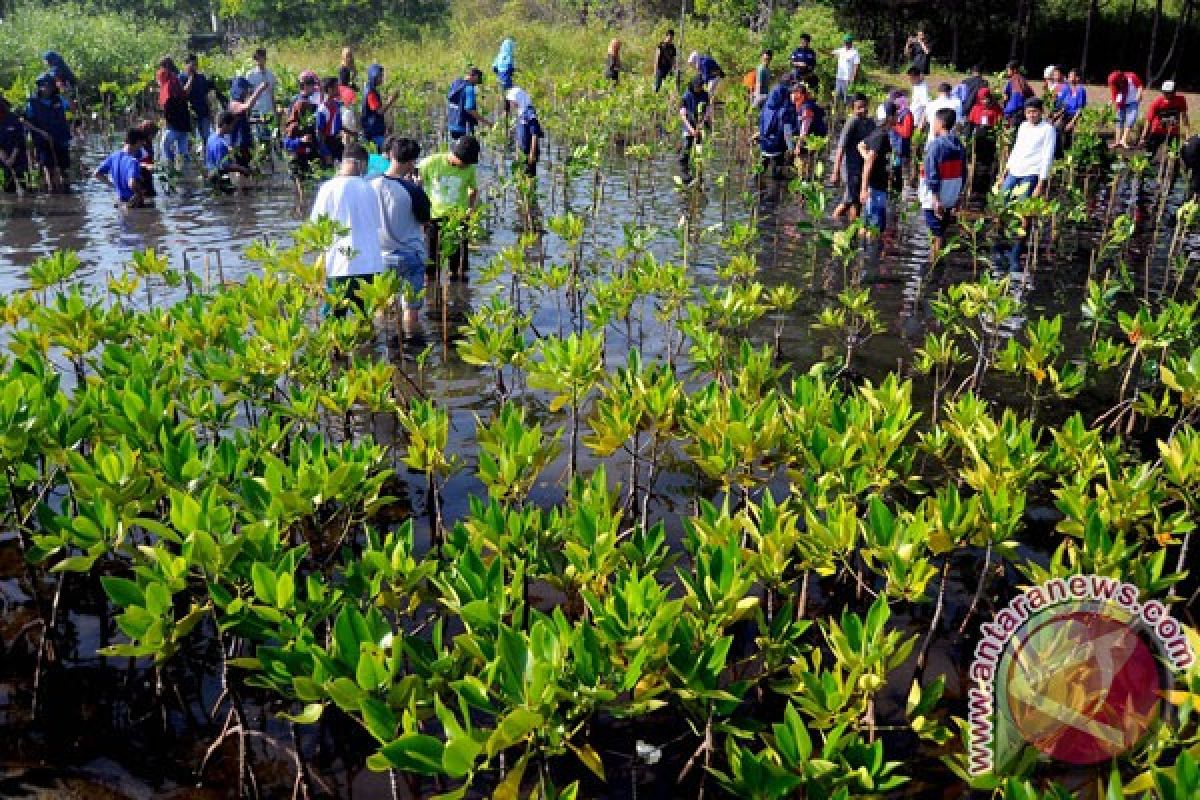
[1109,71,1142,104]
[367,90,382,112]
[1148,94,1188,136]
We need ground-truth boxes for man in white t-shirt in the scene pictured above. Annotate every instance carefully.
[309,142,384,311]
[994,97,1056,273]
[924,82,962,132]
[244,47,278,139]
[907,66,931,129]
[831,35,860,108]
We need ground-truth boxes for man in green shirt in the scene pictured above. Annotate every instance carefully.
[418,134,479,279]
[753,49,773,110]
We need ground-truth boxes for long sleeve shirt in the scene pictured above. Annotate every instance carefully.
[920,133,966,210]
[1006,120,1057,181]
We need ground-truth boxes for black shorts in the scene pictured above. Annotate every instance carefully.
[842,172,863,208]
[35,141,70,170]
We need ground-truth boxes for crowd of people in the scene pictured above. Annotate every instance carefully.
[743,34,1196,271]
[1,33,1199,297]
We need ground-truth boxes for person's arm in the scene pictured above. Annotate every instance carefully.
[1035,127,1056,195]
[93,158,112,187]
[850,53,860,85]
[925,142,943,212]
[859,142,875,204]
[679,105,696,137]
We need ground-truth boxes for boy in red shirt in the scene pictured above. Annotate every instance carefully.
[1140,81,1190,157]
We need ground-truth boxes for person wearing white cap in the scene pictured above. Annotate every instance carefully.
[1141,80,1190,158]
[505,87,543,177]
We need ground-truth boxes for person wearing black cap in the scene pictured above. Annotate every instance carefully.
[418,134,480,279]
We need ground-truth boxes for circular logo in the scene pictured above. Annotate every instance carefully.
[999,607,1164,765]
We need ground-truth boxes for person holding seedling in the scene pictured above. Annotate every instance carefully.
[205,111,255,190]
[687,51,724,95]
[94,127,149,208]
[228,77,267,171]
[755,81,799,179]
[679,74,712,184]
[25,73,72,192]
[995,96,1056,272]
[1141,81,1190,159]
[245,47,279,145]
[507,87,543,178]
[418,135,479,280]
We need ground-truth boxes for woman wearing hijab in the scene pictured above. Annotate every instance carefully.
[361,64,398,152]
[42,52,77,91]
[755,82,798,179]
[506,87,543,177]
[493,38,516,114]
[25,73,71,192]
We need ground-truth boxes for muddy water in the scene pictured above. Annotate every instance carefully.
[1,129,1197,798]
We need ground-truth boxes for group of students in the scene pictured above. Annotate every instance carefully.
[0,52,77,193]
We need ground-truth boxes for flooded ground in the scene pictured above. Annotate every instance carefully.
[1,128,1197,798]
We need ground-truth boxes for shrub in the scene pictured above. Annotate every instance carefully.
[0,3,181,101]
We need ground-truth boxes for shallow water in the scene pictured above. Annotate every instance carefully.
[1,128,1197,797]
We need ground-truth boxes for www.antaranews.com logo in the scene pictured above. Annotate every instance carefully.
[967,575,1194,776]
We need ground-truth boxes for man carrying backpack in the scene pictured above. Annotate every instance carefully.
[447,68,485,141]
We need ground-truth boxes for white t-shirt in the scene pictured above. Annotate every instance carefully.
[1006,120,1057,181]
[910,82,931,128]
[245,66,277,116]
[925,94,963,129]
[309,175,384,278]
[834,47,860,82]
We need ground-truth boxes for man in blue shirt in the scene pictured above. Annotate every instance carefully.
[95,128,148,206]
[182,54,215,147]
[506,87,543,177]
[205,112,255,190]
[789,33,817,79]
[679,75,712,182]
[447,67,485,141]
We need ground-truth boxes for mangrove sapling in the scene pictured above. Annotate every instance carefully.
[526,329,605,481]
[396,398,461,549]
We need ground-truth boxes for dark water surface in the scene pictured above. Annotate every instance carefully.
[1,129,1197,798]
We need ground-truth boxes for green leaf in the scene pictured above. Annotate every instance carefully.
[376,733,446,776]
[360,696,397,744]
[568,742,605,780]
[51,554,96,573]
[251,562,277,606]
[100,576,144,608]
[281,703,324,724]
[487,708,542,757]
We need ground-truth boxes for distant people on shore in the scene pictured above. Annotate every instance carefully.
[906,31,930,76]
[606,39,623,85]
[1107,68,1143,149]
[653,29,677,93]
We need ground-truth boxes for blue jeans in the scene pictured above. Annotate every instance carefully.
[195,116,212,147]
[865,188,888,232]
[995,174,1039,271]
[386,249,426,310]
[162,129,190,163]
